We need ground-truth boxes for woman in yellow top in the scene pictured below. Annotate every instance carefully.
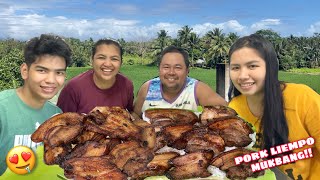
[228,34,320,180]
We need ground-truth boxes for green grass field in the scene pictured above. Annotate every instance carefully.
[66,65,320,96]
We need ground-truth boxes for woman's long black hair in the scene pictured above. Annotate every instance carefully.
[228,34,289,153]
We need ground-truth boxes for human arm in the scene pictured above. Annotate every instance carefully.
[196,81,227,106]
[133,81,149,119]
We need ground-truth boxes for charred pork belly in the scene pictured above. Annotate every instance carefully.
[63,156,127,180]
[43,143,71,165]
[161,124,193,149]
[45,124,83,147]
[123,152,179,180]
[211,148,265,179]
[226,165,265,180]
[208,117,253,147]
[90,106,131,119]
[145,108,199,126]
[122,148,155,179]
[110,141,154,170]
[184,126,225,154]
[84,113,141,140]
[147,152,179,171]
[65,141,111,160]
[211,148,253,170]
[154,132,167,151]
[167,152,213,180]
[31,112,83,142]
[73,130,105,144]
[200,105,237,124]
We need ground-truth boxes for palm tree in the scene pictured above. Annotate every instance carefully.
[227,32,239,44]
[188,32,200,66]
[205,28,232,67]
[150,30,171,65]
[177,25,193,48]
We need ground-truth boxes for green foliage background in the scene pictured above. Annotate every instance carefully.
[65,66,320,96]
[0,28,319,92]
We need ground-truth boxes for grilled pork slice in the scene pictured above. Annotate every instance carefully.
[84,113,141,140]
[73,130,105,144]
[226,165,265,180]
[200,105,237,124]
[211,148,253,170]
[31,112,83,142]
[90,106,131,120]
[208,117,253,147]
[43,143,71,165]
[161,124,193,148]
[141,127,156,149]
[154,133,166,151]
[167,152,213,180]
[147,152,179,171]
[184,126,225,155]
[65,141,112,160]
[63,156,127,180]
[122,149,155,178]
[45,124,83,147]
[122,152,176,180]
[110,141,155,170]
[145,108,199,126]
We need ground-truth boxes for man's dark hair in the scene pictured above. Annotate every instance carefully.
[24,34,72,67]
[159,45,190,68]
[91,39,123,61]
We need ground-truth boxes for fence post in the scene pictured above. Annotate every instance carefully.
[216,63,230,100]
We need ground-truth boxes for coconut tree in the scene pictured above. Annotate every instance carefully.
[177,25,193,48]
[187,32,201,66]
[150,30,171,65]
[205,28,232,67]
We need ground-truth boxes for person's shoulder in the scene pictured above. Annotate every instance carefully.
[284,83,318,95]
[68,70,93,83]
[228,95,245,107]
[117,73,133,86]
[140,80,151,90]
[64,70,93,88]
[44,101,62,112]
[0,89,16,103]
[283,83,319,108]
[187,77,198,81]
[118,73,132,82]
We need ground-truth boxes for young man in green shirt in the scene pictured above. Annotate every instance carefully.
[0,34,72,175]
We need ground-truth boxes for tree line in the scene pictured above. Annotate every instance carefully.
[0,27,319,91]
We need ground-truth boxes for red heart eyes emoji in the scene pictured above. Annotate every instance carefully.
[21,152,31,162]
[9,154,18,164]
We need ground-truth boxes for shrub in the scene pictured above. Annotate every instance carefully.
[0,48,24,91]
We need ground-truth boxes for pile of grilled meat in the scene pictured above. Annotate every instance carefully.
[31,106,265,180]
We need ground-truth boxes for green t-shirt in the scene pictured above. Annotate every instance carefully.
[0,89,62,175]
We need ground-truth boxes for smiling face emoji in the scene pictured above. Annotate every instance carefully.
[6,146,36,175]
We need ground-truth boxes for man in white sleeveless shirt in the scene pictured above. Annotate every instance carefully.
[133,45,227,119]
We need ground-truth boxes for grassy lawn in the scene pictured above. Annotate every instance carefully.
[66,65,320,96]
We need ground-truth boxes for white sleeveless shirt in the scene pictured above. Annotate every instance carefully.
[141,77,199,113]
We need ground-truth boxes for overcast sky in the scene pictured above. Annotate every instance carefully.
[1,0,319,41]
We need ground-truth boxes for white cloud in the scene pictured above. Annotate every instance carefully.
[251,19,281,31]
[110,4,139,14]
[192,20,248,37]
[0,6,313,41]
[0,13,276,41]
[307,21,320,36]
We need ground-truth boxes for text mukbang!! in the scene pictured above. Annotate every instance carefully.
[234,137,315,172]
[250,148,313,172]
